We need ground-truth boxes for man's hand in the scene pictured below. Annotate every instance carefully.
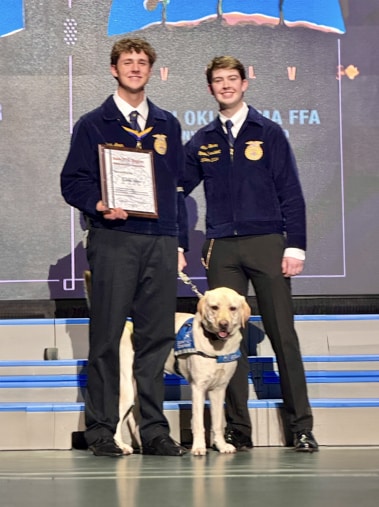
[282,256,304,278]
[96,201,128,220]
[178,251,187,273]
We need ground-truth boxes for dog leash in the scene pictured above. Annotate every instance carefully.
[178,271,203,299]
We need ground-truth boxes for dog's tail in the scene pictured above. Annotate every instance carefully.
[83,270,92,309]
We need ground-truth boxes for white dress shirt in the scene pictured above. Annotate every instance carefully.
[113,90,148,130]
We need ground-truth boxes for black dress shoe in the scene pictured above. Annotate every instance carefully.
[143,435,187,456]
[293,430,319,452]
[225,427,253,451]
[88,438,124,457]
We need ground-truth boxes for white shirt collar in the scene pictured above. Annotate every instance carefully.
[219,102,249,137]
[113,91,149,129]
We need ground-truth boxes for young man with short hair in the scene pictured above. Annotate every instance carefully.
[61,38,188,457]
[184,56,318,452]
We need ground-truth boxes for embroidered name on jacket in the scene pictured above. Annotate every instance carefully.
[174,318,241,363]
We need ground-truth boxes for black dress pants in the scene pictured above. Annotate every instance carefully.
[84,228,178,446]
[204,234,313,436]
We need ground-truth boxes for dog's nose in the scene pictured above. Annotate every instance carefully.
[219,320,229,331]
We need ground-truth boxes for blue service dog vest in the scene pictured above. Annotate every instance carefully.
[174,318,241,363]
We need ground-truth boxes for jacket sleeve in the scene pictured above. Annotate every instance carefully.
[60,116,102,217]
[173,119,189,251]
[270,126,307,250]
[177,188,189,251]
[182,136,204,197]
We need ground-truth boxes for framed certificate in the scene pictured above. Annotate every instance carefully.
[98,144,158,218]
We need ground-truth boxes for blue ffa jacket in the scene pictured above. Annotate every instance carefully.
[184,106,306,250]
[61,95,188,249]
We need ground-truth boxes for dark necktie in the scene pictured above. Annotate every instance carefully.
[129,110,141,132]
[225,119,234,147]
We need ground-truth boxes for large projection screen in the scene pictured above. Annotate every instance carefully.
[0,1,378,300]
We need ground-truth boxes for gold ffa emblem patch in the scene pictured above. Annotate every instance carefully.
[245,141,264,161]
[153,134,167,155]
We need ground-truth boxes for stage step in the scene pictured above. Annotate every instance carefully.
[249,355,379,399]
[1,315,378,450]
[1,315,379,360]
[0,355,379,450]
[1,356,379,402]
[0,398,378,450]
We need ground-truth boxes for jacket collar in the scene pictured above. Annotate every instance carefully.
[101,95,168,123]
[204,105,264,134]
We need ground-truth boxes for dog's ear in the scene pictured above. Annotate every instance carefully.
[240,298,251,328]
[197,293,206,317]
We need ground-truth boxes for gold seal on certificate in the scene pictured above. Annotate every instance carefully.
[99,144,158,218]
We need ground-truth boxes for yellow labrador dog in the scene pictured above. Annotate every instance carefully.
[84,272,250,456]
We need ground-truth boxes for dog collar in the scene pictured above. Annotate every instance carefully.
[174,318,240,363]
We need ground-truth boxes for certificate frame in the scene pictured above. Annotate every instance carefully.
[98,144,158,218]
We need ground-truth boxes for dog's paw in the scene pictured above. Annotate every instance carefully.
[213,441,237,454]
[191,447,207,456]
[114,437,134,455]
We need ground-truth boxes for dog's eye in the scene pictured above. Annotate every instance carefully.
[229,306,237,312]
[210,305,219,311]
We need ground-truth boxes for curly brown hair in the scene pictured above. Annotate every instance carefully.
[110,37,157,66]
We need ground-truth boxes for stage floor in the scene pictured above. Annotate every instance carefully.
[1,447,379,507]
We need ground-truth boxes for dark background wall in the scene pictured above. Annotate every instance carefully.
[0,1,378,311]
